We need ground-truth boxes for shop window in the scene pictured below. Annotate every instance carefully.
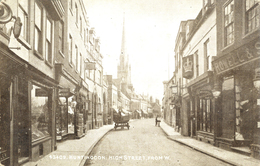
[68,96,76,133]
[56,97,68,138]
[224,0,234,46]
[245,0,260,33]
[235,73,255,140]
[221,76,235,139]
[199,99,213,133]
[34,2,43,55]
[18,0,29,42]
[31,84,50,142]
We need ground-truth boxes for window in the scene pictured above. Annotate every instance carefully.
[195,51,199,77]
[34,2,43,54]
[46,18,52,64]
[58,21,64,53]
[246,0,260,33]
[80,53,82,74]
[80,16,82,36]
[69,35,72,64]
[96,70,101,84]
[75,3,78,25]
[18,0,29,41]
[199,99,212,133]
[74,45,78,69]
[69,0,72,10]
[204,39,210,71]
[31,84,51,142]
[178,54,181,69]
[85,28,88,45]
[224,1,234,46]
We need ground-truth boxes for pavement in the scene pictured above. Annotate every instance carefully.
[159,120,260,166]
[22,124,114,166]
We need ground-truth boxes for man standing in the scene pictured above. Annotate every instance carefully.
[155,115,158,126]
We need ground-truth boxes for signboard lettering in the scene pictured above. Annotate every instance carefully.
[213,40,260,75]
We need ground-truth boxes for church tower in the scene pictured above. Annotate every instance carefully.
[117,14,131,86]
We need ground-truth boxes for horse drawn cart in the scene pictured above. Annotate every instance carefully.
[113,109,130,130]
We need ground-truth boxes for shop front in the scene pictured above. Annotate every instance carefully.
[186,71,215,145]
[212,38,260,158]
[0,45,58,165]
[55,64,80,141]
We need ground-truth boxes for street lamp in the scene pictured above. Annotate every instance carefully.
[212,84,221,98]
[170,84,178,95]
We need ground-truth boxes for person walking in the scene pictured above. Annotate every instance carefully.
[155,115,158,126]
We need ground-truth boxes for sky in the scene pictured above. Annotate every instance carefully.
[84,0,202,101]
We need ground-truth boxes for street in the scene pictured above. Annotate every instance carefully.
[85,119,231,166]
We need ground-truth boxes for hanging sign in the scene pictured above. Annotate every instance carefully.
[183,54,193,79]
[85,62,96,70]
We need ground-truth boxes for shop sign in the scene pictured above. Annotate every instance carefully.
[183,54,193,79]
[35,88,48,97]
[85,62,96,70]
[199,90,212,99]
[213,39,260,75]
[59,88,73,97]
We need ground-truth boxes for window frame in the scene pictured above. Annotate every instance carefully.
[45,17,53,65]
[245,0,260,34]
[223,0,235,47]
[69,35,73,65]
[74,45,78,70]
[34,1,43,57]
[18,1,29,42]
[204,39,210,72]
[58,21,65,55]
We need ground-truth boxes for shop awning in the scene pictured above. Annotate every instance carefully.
[142,110,148,114]
[68,106,74,114]
[121,109,132,115]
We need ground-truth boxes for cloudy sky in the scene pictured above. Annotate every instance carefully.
[84,0,202,101]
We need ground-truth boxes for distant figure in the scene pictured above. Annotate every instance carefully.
[155,115,158,126]
[119,110,122,120]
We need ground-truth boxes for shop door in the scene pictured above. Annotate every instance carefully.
[0,77,11,166]
[16,77,30,164]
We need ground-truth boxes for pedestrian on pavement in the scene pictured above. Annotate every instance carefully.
[155,115,158,126]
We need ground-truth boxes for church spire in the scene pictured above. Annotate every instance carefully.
[121,12,126,56]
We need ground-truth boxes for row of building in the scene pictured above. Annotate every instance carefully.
[0,0,161,165]
[163,0,260,159]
